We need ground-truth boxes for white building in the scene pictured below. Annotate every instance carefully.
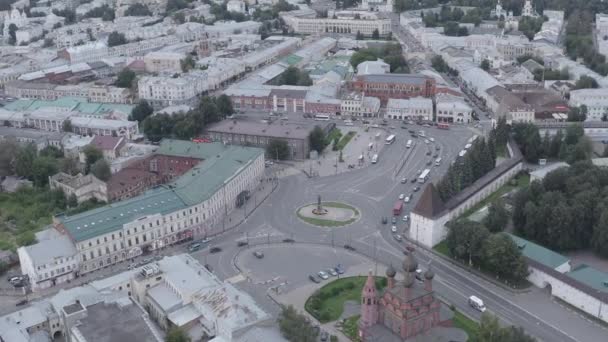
[59,41,109,64]
[385,97,433,121]
[570,88,608,121]
[144,51,186,74]
[533,10,564,45]
[341,93,381,118]
[138,72,208,107]
[227,0,246,13]
[284,16,391,36]
[435,93,473,124]
[18,140,265,288]
[357,59,390,75]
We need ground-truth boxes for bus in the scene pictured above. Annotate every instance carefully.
[437,123,450,130]
[418,169,431,183]
[385,134,396,145]
[464,143,472,150]
[406,140,413,148]
[314,114,330,121]
[393,201,404,215]
[371,154,379,164]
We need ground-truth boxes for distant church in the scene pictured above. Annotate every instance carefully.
[491,0,539,30]
[358,254,467,341]
[360,0,393,12]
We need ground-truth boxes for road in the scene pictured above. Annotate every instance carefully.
[193,120,606,342]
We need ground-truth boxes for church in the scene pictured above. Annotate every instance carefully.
[360,0,393,12]
[358,253,467,341]
[491,0,539,30]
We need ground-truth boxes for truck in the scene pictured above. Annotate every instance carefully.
[393,201,404,216]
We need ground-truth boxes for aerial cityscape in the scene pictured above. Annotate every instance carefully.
[0,0,608,341]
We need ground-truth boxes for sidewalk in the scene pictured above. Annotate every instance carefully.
[271,261,387,342]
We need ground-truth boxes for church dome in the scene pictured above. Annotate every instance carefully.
[402,254,418,273]
[386,264,396,278]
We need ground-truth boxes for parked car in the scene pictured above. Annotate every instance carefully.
[327,268,338,277]
[398,193,405,200]
[344,244,356,251]
[209,247,222,254]
[413,186,421,192]
[435,146,440,151]
[393,234,403,242]
[318,271,329,280]
[382,217,388,224]
[404,196,410,203]
[237,241,248,247]
[426,150,431,156]
[320,331,329,341]
[410,178,417,183]
[15,300,28,307]
[391,225,397,233]
[430,138,435,142]
[392,217,397,224]
[403,215,409,222]
[253,251,264,259]
[283,238,295,243]
[309,274,321,283]
[335,265,345,274]
[401,177,407,184]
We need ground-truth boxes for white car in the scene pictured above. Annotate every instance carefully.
[398,193,405,200]
[318,271,329,280]
[430,138,435,142]
[402,215,409,222]
[424,139,430,144]
[391,225,397,233]
[404,196,410,203]
[393,234,403,241]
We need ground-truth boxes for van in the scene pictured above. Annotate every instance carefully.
[468,295,486,312]
[188,242,202,252]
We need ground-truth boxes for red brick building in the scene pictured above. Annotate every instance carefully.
[348,74,437,105]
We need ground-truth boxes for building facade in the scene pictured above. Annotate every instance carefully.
[341,93,381,118]
[435,94,473,124]
[385,97,433,121]
[285,17,391,36]
[348,74,436,104]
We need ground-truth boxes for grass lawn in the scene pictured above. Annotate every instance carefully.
[433,240,450,257]
[452,310,479,341]
[341,315,361,342]
[326,129,343,145]
[297,202,359,227]
[336,131,357,150]
[305,276,386,323]
[461,173,530,219]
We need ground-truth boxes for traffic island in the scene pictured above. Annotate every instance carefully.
[296,201,360,228]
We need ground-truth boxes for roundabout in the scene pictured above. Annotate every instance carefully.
[296,200,360,228]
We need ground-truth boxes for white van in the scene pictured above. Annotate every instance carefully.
[468,295,486,312]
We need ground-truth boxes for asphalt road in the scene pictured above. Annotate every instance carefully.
[192,120,607,342]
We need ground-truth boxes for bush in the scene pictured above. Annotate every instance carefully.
[344,281,355,290]
[319,310,331,322]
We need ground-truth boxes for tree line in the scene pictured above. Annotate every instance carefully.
[437,136,497,202]
[511,122,591,164]
[513,162,608,257]
[270,66,312,86]
[350,43,409,73]
[141,95,234,142]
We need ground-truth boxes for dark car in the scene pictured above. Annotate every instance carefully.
[435,146,440,151]
[237,241,248,247]
[433,153,439,158]
[335,265,345,274]
[427,160,432,166]
[391,217,397,224]
[344,244,356,251]
[401,125,407,129]
[410,178,417,183]
[426,151,431,156]
[382,217,388,224]
[283,238,295,243]
[15,300,28,307]
[309,274,321,283]
[320,331,329,341]
[253,251,264,259]
[413,186,421,192]
[209,247,222,254]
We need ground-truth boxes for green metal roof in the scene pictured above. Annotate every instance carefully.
[567,264,608,294]
[507,233,570,269]
[4,97,133,116]
[281,54,303,66]
[58,140,263,242]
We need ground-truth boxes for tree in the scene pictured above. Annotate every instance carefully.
[40,145,63,159]
[484,199,509,233]
[482,233,529,282]
[165,326,190,342]
[15,144,36,179]
[0,140,18,176]
[216,94,234,117]
[85,5,115,21]
[90,159,111,181]
[431,55,448,73]
[68,193,78,208]
[166,0,188,12]
[356,30,363,40]
[267,140,290,160]
[115,68,136,88]
[568,106,587,122]
[446,219,490,266]
[308,126,327,154]
[62,119,73,132]
[372,28,380,39]
[31,156,58,187]
[575,75,599,89]
[130,100,154,122]
[592,207,608,257]
[60,157,80,175]
[125,3,152,16]
[83,145,103,173]
[180,55,195,72]
[278,305,318,342]
[478,313,536,342]
[7,23,17,45]
[480,59,490,71]
[199,96,221,124]
[107,31,127,47]
[52,8,76,24]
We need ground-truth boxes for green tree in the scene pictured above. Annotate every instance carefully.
[107,31,127,47]
[372,28,380,39]
[267,139,290,160]
[216,94,234,116]
[52,9,76,24]
[480,59,490,71]
[356,30,363,40]
[90,159,111,181]
[125,3,152,16]
[568,106,587,122]
[32,156,58,187]
[83,145,103,173]
[166,0,188,12]
[60,156,80,175]
[130,100,154,122]
[308,126,327,154]
[431,55,448,72]
[62,119,73,132]
[482,233,529,282]
[115,68,136,88]
[484,199,509,233]
[7,23,17,45]
[180,55,195,72]
[68,193,78,208]
[40,145,63,159]
[0,140,18,176]
[575,75,599,89]
[446,219,490,266]
[278,305,318,342]
[199,96,222,124]
[165,326,190,342]
[15,144,36,179]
